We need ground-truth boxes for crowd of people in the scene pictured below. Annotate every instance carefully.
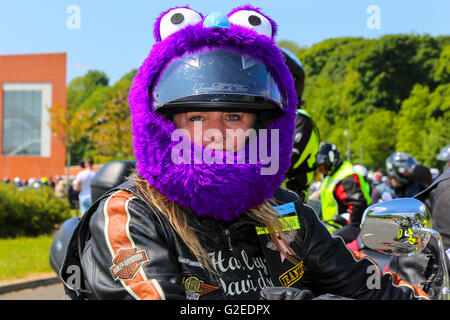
[1,156,98,215]
[292,141,449,244]
[2,175,55,190]
[2,174,80,209]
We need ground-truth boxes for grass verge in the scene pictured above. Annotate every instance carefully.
[0,235,55,283]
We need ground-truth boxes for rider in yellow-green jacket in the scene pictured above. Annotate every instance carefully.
[283,109,320,201]
[316,142,371,243]
[280,48,320,201]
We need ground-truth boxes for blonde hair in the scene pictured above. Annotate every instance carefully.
[129,171,301,274]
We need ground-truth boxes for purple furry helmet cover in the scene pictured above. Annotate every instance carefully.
[128,5,297,221]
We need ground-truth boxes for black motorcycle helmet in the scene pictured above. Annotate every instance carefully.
[280,47,305,107]
[151,48,285,129]
[385,152,418,185]
[152,49,284,112]
[315,142,342,176]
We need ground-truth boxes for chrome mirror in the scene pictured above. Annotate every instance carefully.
[360,198,431,256]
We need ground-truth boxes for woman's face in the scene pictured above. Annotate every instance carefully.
[173,111,255,152]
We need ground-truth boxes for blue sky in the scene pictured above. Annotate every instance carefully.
[0,0,448,84]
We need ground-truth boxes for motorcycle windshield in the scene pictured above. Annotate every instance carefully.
[152,48,283,111]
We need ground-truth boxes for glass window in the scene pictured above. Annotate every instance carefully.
[2,90,43,156]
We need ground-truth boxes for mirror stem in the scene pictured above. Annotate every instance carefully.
[418,227,449,300]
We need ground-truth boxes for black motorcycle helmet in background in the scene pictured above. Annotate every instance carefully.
[280,47,305,106]
[280,47,321,200]
[316,142,342,177]
[386,152,418,185]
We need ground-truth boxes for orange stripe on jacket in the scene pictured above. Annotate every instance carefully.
[386,271,430,300]
[350,249,429,299]
[104,190,164,300]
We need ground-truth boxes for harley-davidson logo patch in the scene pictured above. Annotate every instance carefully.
[110,248,149,281]
[182,276,219,300]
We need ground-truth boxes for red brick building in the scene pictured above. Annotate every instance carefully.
[0,53,67,181]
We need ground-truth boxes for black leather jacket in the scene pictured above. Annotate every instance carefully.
[59,181,428,300]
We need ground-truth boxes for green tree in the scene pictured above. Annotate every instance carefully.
[419,84,450,168]
[67,70,109,111]
[65,70,110,164]
[87,73,136,163]
[284,34,449,170]
[48,103,96,178]
[395,83,450,168]
[434,45,450,84]
[395,84,430,158]
[351,110,397,170]
[64,69,137,164]
[348,34,441,113]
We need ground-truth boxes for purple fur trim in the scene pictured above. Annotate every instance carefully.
[129,7,296,221]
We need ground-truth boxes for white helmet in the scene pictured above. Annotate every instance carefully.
[353,164,368,178]
[430,168,440,180]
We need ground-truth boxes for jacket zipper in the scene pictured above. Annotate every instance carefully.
[224,229,233,251]
[223,225,252,273]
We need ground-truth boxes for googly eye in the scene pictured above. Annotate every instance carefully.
[159,8,202,40]
[228,10,272,38]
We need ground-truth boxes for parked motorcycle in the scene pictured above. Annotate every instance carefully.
[49,160,136,275]
[360,198,449,300]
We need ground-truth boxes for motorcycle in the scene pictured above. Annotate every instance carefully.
[262,197,449,300]
[359,198,449,300]
[50,160,137,275]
